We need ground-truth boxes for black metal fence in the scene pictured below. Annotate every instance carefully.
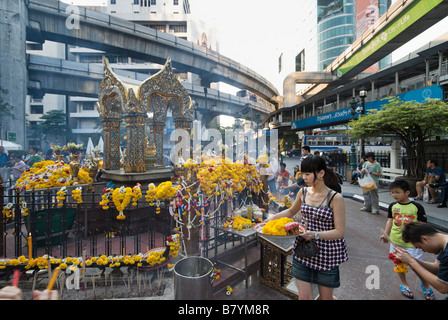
[1,179,255,260]
[1,183,177,258]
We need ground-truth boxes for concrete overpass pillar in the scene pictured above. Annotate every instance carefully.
[0,0,27,149]
[196,110,218,128]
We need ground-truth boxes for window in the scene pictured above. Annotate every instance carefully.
[82,104,95,111]
[173,0,179,4]
[295,50,305,72]
[30,105,44,114]
[149,25,165,31]
[110,0,116,4]
[278,53,283,73]
[134,0,139,4]
[169,24,187,33]
[151,0,156,5]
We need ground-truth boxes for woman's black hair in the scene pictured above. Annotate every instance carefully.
[300,156,341,188]
[365,152,375,160]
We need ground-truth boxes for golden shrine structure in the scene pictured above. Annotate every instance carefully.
[96,57,194,183]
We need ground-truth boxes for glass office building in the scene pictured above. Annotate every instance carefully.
[317,0,391,71]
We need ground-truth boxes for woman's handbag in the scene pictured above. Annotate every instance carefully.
[358,173,377,192]
[294,236,320,258]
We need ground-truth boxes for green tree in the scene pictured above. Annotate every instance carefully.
[38,110,71,145]
[349,98,448,178]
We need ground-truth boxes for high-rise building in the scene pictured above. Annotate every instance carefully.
[276,0,391,95]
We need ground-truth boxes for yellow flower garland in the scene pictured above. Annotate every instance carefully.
[131,184,142,206]
[71,187,83,204]
[56,186,67,207]
[2,203,13,220]
[112,186,134,220]
[223,216,253,231]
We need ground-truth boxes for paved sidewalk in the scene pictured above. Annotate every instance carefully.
[341,181,448,230]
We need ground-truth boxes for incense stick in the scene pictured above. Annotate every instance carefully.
[12,270,20,287]
[47,267,61,291]
[380,228,396,248]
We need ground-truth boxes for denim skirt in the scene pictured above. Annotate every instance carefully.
[291,258,340,288]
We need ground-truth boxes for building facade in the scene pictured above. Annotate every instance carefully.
[276,0,391,95]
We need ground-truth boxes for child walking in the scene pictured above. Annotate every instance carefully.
[379,180,435,300]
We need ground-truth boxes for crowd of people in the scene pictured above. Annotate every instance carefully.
[0,146,103,185]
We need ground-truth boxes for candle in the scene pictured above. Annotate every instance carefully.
[28,233,32,260]
[47,267,60,291]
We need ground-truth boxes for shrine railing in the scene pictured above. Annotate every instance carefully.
[1,182,257,259]
[1,183,176,258]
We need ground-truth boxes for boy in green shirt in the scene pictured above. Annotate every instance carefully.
[380,180,434,300]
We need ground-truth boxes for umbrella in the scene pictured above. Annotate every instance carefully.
[97,136,104,153]
[86,137,94,157]
[0,140,23,151]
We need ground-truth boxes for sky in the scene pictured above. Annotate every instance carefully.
[188,0,301,93]
[63,0,448,95]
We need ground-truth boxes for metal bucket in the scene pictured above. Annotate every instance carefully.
[174,256,214,300]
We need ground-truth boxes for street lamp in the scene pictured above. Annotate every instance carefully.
[359,89,367,156]
[349,97,358,171]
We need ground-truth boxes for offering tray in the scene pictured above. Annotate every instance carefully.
[253,221,305,241]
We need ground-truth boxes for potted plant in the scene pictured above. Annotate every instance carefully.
[349,97,448,194]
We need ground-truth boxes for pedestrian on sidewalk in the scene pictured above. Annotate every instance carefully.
[267,160,279,198]
[395,222,448,299]
[380,180,434,300]
[277,162,290,189]
[267,156,348,300]
[350,156,366,184]
[415,159,446,203]
[360,152,382,214]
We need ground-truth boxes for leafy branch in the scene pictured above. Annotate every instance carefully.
[349,97,448,178]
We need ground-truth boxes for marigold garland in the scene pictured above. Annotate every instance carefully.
[2,203,13,220]
[56,186,67,207]
[71,187,83,204]
[112,186,134,220]
[100,184,145,220]
[223,216,253,231]
[100,187,112,210]
[388,253,409,273]
[0,234,180,271]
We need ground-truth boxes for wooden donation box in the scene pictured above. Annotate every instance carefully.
[258,234,298,299]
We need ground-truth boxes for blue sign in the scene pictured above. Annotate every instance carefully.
[291,85,443,130]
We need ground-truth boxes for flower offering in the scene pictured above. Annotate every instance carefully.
[262,217,295,236]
